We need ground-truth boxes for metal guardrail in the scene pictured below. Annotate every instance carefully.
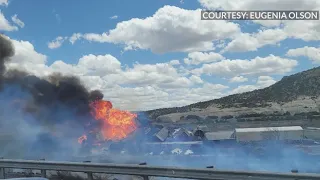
[0,159,319,180]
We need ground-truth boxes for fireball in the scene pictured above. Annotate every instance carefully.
[78,100,137,143]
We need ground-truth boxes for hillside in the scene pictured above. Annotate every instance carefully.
[146,66,320,125]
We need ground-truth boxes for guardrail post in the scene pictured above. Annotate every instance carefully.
[87,172,93,180]
[41,169,46,178]
[141,175,149,180]
[39,158,46,178]
[0,167,5,179]
[83,161,93,180]
[139,162,149,180]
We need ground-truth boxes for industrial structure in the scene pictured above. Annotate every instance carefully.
[304,127,320,140]
[83,124,320,156]
[204,131,235,141]
[123,125,320,156]
[148,125,311,143]
[234,126,304,142]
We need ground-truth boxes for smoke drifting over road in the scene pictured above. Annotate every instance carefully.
[0,35,103,159]
[0,35,319,174]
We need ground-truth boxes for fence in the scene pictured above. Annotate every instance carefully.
[0,159,320,180]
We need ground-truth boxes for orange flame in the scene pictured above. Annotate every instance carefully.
[79,100,137,143]
[100,108,137,141]
[90,100,113,120]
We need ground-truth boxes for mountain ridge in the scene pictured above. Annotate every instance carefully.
[146,66,320,121]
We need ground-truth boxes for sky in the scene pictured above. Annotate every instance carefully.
[0,0,319,111]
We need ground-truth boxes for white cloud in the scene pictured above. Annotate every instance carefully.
[9,39,47,65]
[0,0,8,6]
[286,46,320,63]
[6,0,317,111]
[230,84,258,94]
[49,55,122,79]
[106,82,228,111]
[230,76,277,94]
[222,21,320,52]
[6,38,50,77]
[184,51,225,65]
[69,33,82,44]
[223,28,287,53]
[108,63,193,89]
[50,58,193,90]
[199,0,320,42]
[254,20,320,43]
[110,15,118,19]
[169,60,180,65]
[257,76,277,87]
[77,54,122,75]
[4,36,232,110]
[189,75,204,84]
[192,55,297,77]
[229,76,248,83]
[4,36,289,111]
[0,11,18,31]
[11,14,24,28]
[55,14,61,23]
[48,36,66,49]
[283,21,320,41]
[59,6,240,53]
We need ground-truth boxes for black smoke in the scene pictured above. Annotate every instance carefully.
[0,35,14,87]
[0,35,104,159]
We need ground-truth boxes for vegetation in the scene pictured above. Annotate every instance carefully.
[205,115,219,120]
[146,66,320,120]
[185,115,203,120]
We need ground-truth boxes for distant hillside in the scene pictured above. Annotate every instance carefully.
[146,66,320,120]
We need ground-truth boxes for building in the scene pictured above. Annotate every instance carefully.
[193,125,209,140]
[154,127,169,142]
[169,128,193,141]
[304,127,320,140]
[204,131,235,141]
[235,126,303,142]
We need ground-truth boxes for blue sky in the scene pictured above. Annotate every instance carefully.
[1,0,320,111]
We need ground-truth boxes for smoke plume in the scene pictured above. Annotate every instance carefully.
[1,35,319,174]
[0,35,103,160]
[0,35,14,87]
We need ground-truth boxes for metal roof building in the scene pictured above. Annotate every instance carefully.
[171,128,193,138]
[304,127,320,140]
[155,127,169,142]
[194,125,209,132]
[205,131,235,141]
[193,125,209,140]
[235,126,303,142]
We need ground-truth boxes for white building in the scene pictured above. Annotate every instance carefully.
[304,127,320,140]
[235,126,303,142]
[205,131,235,141]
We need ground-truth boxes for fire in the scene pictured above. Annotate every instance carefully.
[78,100,137,143]
[100,109,137,141]
[90,100,113,120]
